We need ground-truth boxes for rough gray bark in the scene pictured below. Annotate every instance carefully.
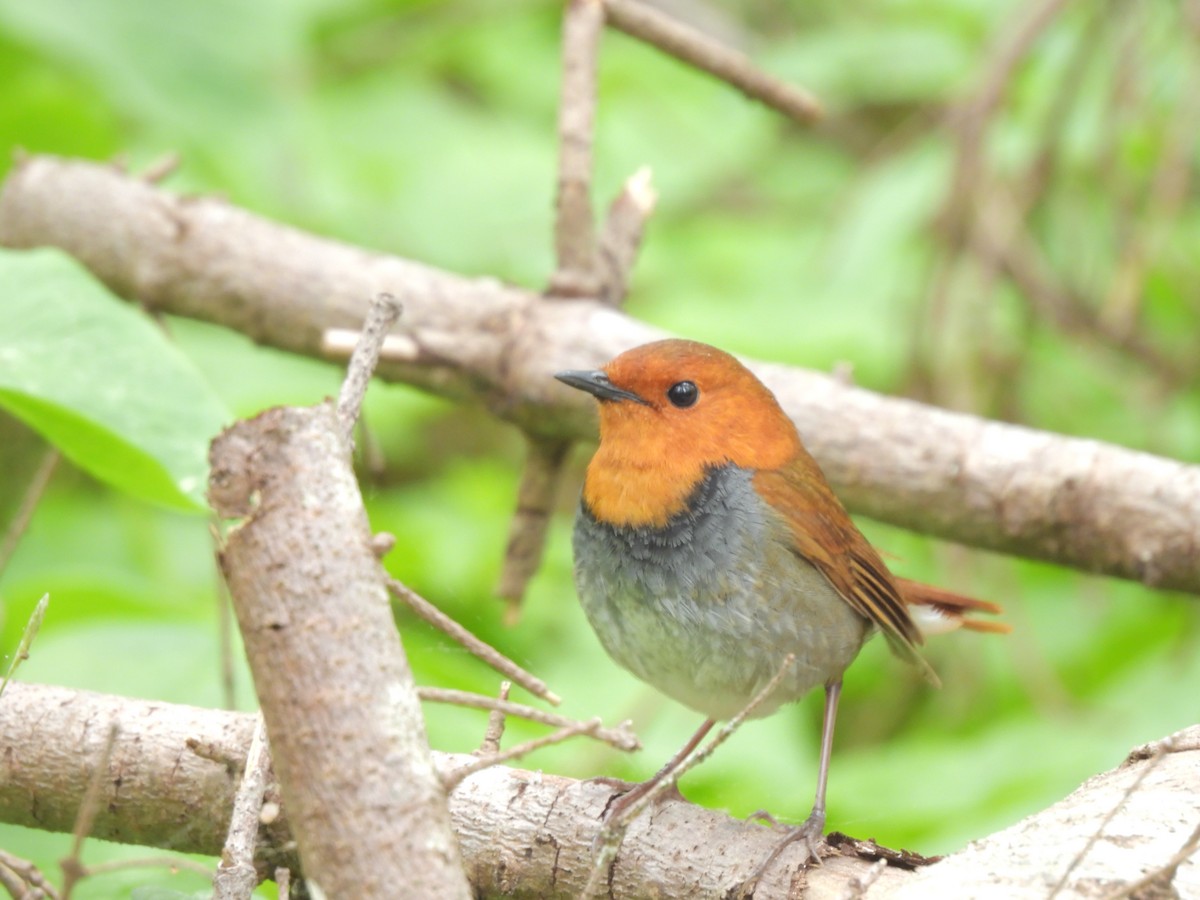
[208,403,469,898]
[1,155,1198,594]
[2,682,1197,898]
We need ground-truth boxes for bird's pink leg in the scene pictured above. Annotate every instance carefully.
[798,677,841,855]
[744,678,842,890]
[603,717,716,821]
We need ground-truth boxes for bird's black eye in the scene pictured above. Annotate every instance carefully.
[666,381,698,408]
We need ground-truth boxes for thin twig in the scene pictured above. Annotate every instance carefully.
[942,0,1072,227]
[387,575,562,705]
[1102,0,1200,333]
[214,713,272,900]
[60,721,120,899]
[442,719,602,791]
[635,652,797,818]
[83,855,214,880]
[1019,2,1106,209]
[417,686,638,751]
[1048,737,1173,897]
[974,194,1192,385]
[0,447,59,576]
[211,523,237,710]
[1099,818,1200,900]
[602,0,822,124]
[0,849,60,900]
[335,292,403,440]
[0,593,48,699]
[914,0,1072,397]
[581,654,797,899]
[495,437,571,620]
[597,166,657,306]
[140,152,181,184]
[549,0,604,298]
[0,860,27,899]
[275,866,291,900]
[476,681,511,756]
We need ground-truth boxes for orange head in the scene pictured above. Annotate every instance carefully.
[556,339,804,527]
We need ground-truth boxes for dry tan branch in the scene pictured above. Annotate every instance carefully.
[387,576,561,705]
[597,166,657,306]
[550,0,604,298]
[1,682,1197,898]
[2,156,1200,594]
[213,713,271,899]
[601,0,822,124]
[209,402,469,898]
[416,686,637,752]
[335,291,402,439]
[0,849,58,899]
[494,436,571,618]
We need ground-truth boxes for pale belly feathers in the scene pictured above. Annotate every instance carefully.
[573,464,870,721]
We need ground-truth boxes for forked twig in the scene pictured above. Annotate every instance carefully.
[386,575,561,705]
[627,653,796,822]
[0,849,60,899]
[418,686,637,751]
[581,653,797,899]
[214,713,272,899]
[443,719,605,791]
[476,681,511,756]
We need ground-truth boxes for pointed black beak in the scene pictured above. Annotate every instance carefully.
[555,369,648,405]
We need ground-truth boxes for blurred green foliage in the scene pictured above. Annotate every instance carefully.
[1,0,1198,896]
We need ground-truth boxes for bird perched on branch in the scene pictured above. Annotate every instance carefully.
[556,338,1005,860]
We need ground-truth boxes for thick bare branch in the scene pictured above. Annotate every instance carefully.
[208,403,469,898]
[2,156,1199,594]
[3,683,1198,898]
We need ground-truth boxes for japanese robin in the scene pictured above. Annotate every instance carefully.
[555,339,1005,858]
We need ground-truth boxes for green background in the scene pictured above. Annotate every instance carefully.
[1,0,1198,896]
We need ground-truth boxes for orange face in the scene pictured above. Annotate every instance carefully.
[558,339,802,527]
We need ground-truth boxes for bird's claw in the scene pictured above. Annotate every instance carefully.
[735,810,827,897]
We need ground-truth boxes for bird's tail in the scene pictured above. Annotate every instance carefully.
[895,578,1011,637]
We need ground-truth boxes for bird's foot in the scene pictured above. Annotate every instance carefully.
[746,809,824,860]
[734,810,826,898]
[782,811,827,865]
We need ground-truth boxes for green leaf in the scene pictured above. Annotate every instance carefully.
[0,247,229,511]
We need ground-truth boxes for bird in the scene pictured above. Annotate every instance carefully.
[555,338,1005,860]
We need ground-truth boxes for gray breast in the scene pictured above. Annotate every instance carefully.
[572,465,868,720]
